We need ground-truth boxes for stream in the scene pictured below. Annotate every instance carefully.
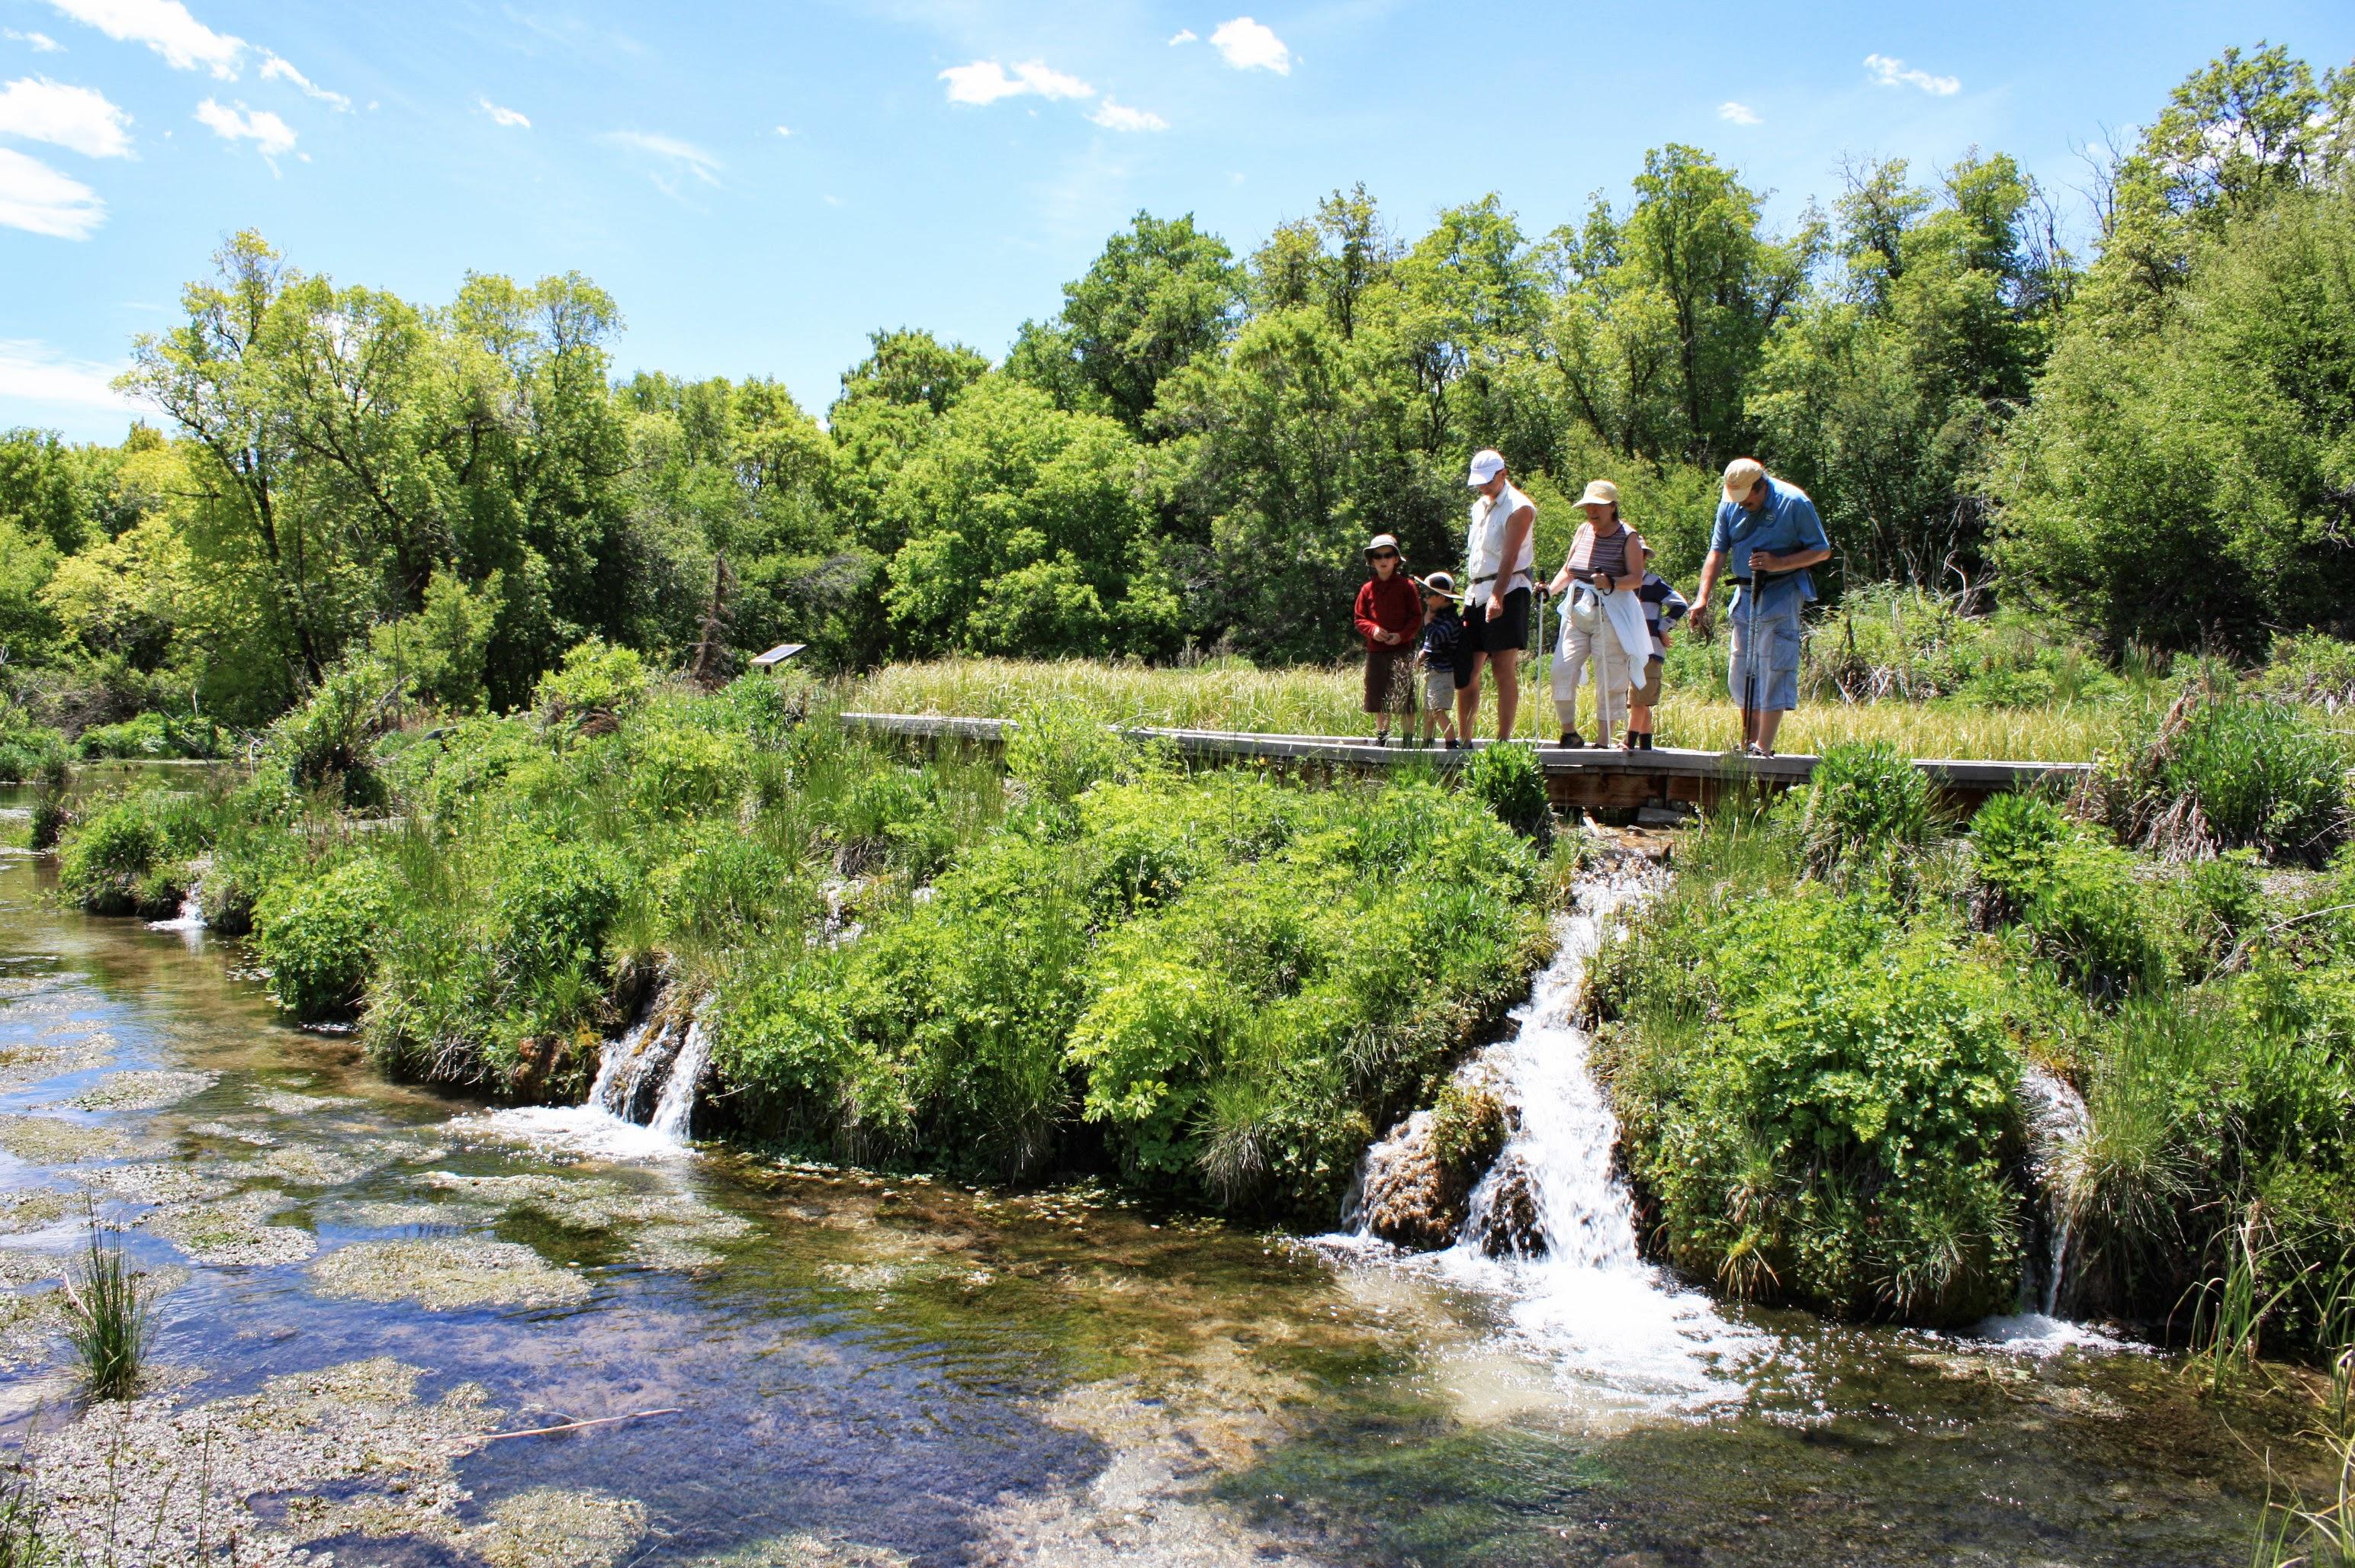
[0,777,2339,1566]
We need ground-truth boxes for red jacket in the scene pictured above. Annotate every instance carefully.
[1354,573,1424,650]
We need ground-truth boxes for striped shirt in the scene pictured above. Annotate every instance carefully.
[1566,522,1643,584]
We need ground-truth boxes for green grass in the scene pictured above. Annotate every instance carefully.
[61,1210,155,1402]
[847,657,2136,761]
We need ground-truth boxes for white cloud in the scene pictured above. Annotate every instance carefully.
[1717,101,1760,126]
[5,29,65,52]
[477,95,529,128]
[600,129,721,190]
[259,53,348,110]
[0,146,102,236]
[1210,17,1289,74]
[1168,28,1197,44]
[1864,53,1958,96]
[0,337,139,406]
[1089,97,1166,133]
[44,0,243,77]
[773,124,790,137]
[194,97,294,163]
[0,76,133,156]
[938,59,1092,105]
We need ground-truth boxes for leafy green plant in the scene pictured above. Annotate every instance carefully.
[534,638,649,735]
[56,800,168,916]
[1460,742,1553,850]
[253,858,394,1020]
[1796,741,1929,877]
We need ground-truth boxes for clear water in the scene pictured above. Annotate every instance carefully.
[0,779,2337,1566]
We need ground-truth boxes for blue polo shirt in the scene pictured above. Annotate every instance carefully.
[1711,477,1829,616]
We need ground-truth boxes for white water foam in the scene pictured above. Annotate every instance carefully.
[647,1018,708,1143]
[1961,1313,2140,1356]
[455,993,708,1162]
[1329,869,1767,1414]
[458,1103,690,1162]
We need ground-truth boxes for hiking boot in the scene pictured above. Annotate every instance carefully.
[1558,731,1586,749]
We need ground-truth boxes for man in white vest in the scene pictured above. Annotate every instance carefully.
[1458,448,1537,744]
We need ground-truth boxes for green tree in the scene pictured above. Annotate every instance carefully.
[881,376,1171,657]
[1012,212,1243,432]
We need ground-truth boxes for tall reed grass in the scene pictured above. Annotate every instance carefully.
[60,1210,154,1403]
[847,658,2128,761]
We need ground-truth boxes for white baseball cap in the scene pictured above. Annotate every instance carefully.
[1721,457,1766,503]
[1466,448,1507,487]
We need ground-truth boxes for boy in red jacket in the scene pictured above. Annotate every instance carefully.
[1354,534,1424,745]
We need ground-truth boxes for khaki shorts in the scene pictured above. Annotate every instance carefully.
[1631,655,1663,707]
[1423,670,1456,712]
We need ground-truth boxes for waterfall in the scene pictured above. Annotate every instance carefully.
[460,985,707,1160]
[647,1019,709,1143]
[2019,1066,2091,1319]
[1341,863,1761,1409]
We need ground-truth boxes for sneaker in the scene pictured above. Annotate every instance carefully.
[1445,738,1461,750]
[1743,741,1768,758]
[1373,733,1390,747]
[1558,731,1586,749]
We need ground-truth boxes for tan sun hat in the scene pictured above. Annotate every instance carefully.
[1721,457,1766,503]
[1363,532,1401,558]
[1422,570,1457,598]
[1576,479,1620,508]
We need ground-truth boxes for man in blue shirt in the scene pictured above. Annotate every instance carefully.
[1688,457,1832,757]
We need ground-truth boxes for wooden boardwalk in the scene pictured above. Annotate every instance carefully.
[840,712,2090,813]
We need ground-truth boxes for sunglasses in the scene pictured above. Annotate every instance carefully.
[1369,550,1399,561]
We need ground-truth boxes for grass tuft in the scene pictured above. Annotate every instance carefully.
[60,1206,156,1403]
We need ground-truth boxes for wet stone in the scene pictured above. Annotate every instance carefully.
[85,1159,242,1204]
[26,1356,502,1566]
[0,1030,115,1089]
[70,1068,219,1111]
[145,1188,319,1267]
[0,1188,74,1235]
[310,1237,595,1310]
[0,1112,150,1165]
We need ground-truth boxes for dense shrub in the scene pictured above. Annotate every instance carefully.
[0,718,69,782]
[1969,795,2165,998]
[267,657,403,811]
[1461,742,1553,850]
[1596,882,2023,1325]
[1794,741,1929,877]
[75,712,224,760]
[535,638,648,734]
[2159,697,2348,861]
[253,859,393,1020]
[57,800,169,916]
[715,773,1550,1207]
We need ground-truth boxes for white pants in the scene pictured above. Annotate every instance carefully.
[1553,595,1631,741]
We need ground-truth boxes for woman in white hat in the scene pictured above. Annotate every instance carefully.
[1546,480,1651,748]
[1352,533,1424,744]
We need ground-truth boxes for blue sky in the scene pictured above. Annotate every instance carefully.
[4,0,2352,442]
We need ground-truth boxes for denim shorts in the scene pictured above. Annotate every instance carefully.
[1727,597,1802,711]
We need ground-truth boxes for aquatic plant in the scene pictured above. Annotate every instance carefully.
[60,1210,156,1402]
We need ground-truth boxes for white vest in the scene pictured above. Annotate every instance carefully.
[1464,484,1536,605]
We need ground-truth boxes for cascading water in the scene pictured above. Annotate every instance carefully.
[2019,1065,2092,1318]
[1340,863,1762,1410]
[461,985,708,1160]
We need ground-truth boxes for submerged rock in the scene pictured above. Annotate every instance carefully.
[311,1237,593,1310]
[1351,1112,1467,1250]
[69,1067,218,1111]
[1468,1154,1544,1258]
[1351,1082,1512,1252]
